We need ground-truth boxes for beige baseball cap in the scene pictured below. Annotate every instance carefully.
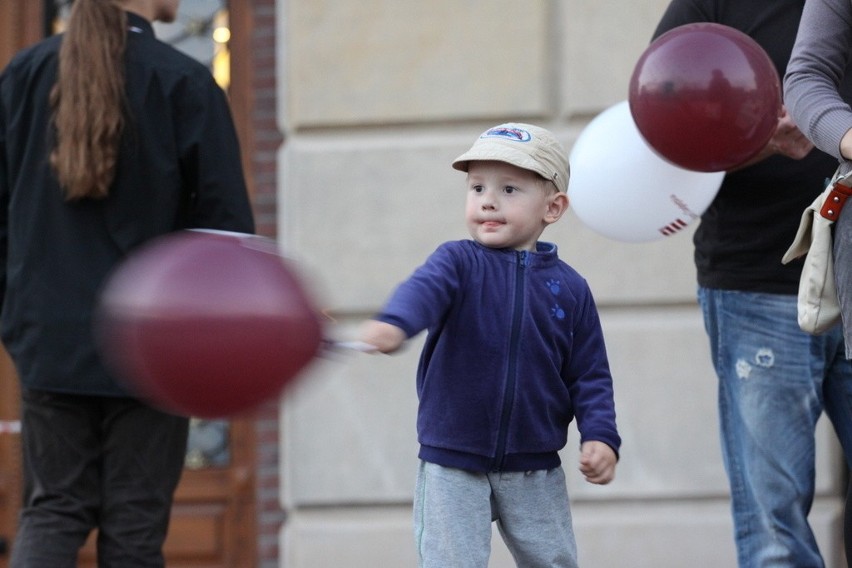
[452,123,570,193]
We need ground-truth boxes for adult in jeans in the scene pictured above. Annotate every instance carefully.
[654,1,852,566]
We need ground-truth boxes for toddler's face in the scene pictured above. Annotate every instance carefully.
[464,161,560,251]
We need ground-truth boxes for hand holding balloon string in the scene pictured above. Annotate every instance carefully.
[730,107,814,171]
[319,311,388,354]
[770,108,815,160]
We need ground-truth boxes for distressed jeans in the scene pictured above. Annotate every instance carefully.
[698,287,852,568]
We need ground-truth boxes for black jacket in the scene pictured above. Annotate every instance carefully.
[0,12,255,396]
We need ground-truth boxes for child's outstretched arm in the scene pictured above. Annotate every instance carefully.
[579,440,617,485]
[359,320,407,354]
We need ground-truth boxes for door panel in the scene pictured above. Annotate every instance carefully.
[79,463,256,567]
[0,349,21,568]
[0,4,42,565]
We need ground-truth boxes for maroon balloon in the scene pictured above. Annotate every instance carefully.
[95,230,323,418]
[628,23,781,172]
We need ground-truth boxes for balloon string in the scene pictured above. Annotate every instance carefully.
[320,309,338,324]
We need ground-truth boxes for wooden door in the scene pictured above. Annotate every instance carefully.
[0,2,259,566]
[0,349,21,568]
[0,6,43,565]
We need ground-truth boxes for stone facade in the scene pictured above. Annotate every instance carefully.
[275,0,847,565]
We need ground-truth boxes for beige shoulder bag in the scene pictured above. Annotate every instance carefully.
[782,169,852,334]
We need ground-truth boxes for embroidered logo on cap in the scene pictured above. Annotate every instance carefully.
[481,127,532,143]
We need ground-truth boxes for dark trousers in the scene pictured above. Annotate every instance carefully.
[10,389,189,568]
[847,474,852,568]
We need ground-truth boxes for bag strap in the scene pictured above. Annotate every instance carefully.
[819,177,852,221]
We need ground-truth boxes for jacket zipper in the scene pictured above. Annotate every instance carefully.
[492,250,527,471]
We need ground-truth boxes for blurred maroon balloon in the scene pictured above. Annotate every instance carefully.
[628,23,781,172]
[95,230,323,418]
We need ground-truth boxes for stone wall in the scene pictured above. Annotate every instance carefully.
[275,1,846,565]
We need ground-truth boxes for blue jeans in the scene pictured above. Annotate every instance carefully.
[698,288,852,568]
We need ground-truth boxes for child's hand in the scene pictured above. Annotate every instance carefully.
[579,440,617,485]
[358,320,406,354]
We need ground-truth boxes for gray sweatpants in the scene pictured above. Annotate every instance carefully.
[413,461,579,568]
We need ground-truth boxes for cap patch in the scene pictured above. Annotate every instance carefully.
[481,126,532,143]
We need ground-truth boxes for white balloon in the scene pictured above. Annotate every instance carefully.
[568,101,725,243]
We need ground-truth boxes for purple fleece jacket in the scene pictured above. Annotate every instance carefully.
[376,239,620,472]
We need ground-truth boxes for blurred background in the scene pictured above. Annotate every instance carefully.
[0,1,845,567]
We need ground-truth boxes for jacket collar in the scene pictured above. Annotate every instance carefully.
[472,240,559,267]
[126,12,155,37]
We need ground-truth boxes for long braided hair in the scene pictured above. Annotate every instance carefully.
[50,0,127,200]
